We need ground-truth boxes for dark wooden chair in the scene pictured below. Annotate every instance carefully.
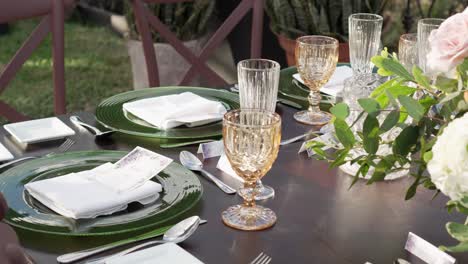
[0,193,30,264]
[130,0,264,87]
[0,0,75,122]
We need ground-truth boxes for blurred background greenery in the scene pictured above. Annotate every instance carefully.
[0,0,466,122]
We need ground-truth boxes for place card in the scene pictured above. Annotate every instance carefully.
[197,140,223,159]
[216,153,244,183]
[95,147,173,193]
[405,232,456,264]
[298,133,339,157]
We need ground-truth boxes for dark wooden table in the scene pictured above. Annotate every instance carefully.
[3,104,466,263]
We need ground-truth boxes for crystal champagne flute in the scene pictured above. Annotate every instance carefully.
[222,109,281,231]
[294,35,338,125]
[237,59,280,200]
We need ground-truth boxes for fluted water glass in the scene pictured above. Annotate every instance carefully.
[237,59,280,200]
[349,13,383,75]
[222,109,281,231]
[417,18,444,74]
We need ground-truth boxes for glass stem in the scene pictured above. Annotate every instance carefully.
[243,181,256,207]
[308,90,321,113]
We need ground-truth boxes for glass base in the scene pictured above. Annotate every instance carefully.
[222,204,277,231]
[294,110,332,126]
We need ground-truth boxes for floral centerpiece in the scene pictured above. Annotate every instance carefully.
[309,8,468,251]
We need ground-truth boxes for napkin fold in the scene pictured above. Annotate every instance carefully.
[25,147,172,219]
[122,92,227,130]
[293,65,353,97]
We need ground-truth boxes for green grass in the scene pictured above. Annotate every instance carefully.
[0,19,132,122]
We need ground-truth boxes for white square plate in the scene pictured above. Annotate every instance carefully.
[107,243,204,264]
[0,143,13,162]
[4,117,75,144]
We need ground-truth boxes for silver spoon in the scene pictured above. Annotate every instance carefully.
[57,216,204,263]
[70,116,114,139]
[179,151,236,194]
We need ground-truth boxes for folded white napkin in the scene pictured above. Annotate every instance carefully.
[25,147,172,219]
[122,92,227,130]
[107,243,204,264]
[0,142,13,162]
[293,66,353,97]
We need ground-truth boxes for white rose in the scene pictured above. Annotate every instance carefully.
[427,112,468,201]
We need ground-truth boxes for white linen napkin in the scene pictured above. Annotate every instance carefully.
[25,147,172,219]
[107,243,204,264]
[122,92,227,130]
[293,65,353,97]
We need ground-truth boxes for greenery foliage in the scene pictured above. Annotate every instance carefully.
[265,0,388,41]
[307,50,468,251]
[125,0,216,42]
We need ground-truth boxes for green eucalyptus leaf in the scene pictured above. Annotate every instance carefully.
[446,222,468,242]
[405,176,420,200]
[436,76,458,93]
[375,57,414,80]
[412,66,431,90]
[457,58,468,87]
[393,125,419,156]
[330,148,350,168]
[333,118,355,148]
[419,96,438,111]
[372,80,415,108]
[362,115,380,154]
[380,110,400,133]
[423,151,433,163]
[398,95,425,122]
[440,242,468,253]
[440,91,462,104]
[367,158,391,184]
[330,103,350,120]
[358,98,380,116]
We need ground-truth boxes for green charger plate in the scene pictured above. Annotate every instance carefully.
[278,63,350,110]
[96,87,239,139]
[0,151,203,236]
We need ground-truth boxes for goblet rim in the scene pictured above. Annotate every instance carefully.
[223,109,281,129]
[237,58,280,72]
[349,13,383,22]
[296,35,339,47]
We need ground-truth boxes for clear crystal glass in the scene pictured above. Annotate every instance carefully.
[238,59,280,112]
[349,13,383,75]
[340,74,408,180]
[222,109,281,231]
[417,18,444,74]
[399,33,418,72]
[294,35,339,126]
[237,59,280,200]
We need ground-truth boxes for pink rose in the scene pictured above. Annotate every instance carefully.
[426,8,468,73]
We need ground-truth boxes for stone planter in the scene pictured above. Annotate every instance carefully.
[127,36,209,89]
[275,33,350,66]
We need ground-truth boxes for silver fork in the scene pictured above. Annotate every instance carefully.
[250,252,272,264]
[0,138,75,170]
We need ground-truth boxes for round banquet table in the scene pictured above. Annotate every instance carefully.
[1,102,466,264]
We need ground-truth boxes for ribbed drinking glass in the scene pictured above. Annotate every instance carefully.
[417,18,444,74]
[237,59,280,201]
[222,109,281,231]
[399,33,418,72]
[349,13,383,75]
